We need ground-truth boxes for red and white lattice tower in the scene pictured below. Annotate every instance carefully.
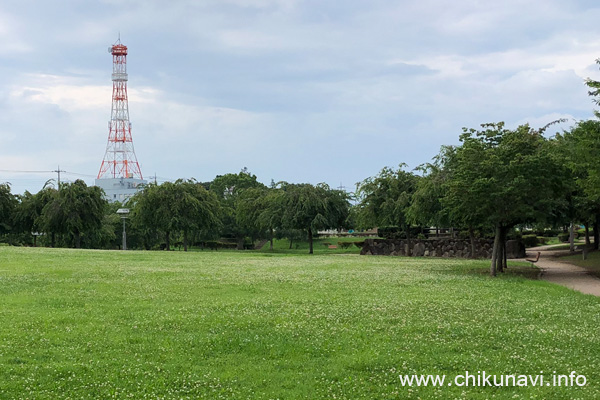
[97,39,143,180]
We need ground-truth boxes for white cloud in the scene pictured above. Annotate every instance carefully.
[2,0,600,192]
[10,75,110,111]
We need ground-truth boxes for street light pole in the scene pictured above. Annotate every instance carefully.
[122,218,127,250]
[116,208,130,250]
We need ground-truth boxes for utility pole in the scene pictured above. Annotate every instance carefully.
[53,165,65,189]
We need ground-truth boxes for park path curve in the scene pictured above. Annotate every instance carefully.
[518,246,600,297]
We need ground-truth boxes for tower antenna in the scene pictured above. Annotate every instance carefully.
[97,38,143,180]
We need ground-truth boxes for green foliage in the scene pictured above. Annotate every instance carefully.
[0,183,17,237]
[407,161,449,228]
[440,122,572,274]
[521,234,539,248]
[377,226,424,240]
[280,183,350,253]
[209,169,266,247]
[236,186,284,246]
[557,232,570,243]
[37,180,106,248]
[585,58,600,118]
[355,164,417,231]
[539,229,561,237]
[557,120,600,221]
[443,122,569,230]
[131,179,221,250]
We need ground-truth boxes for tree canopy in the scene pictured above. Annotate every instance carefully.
[355,164,418,243]
[281,183,350,254]
[441,122,570,275]
[132,179,221,251]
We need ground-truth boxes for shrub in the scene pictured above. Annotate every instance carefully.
[353,241,365,248]
[202,241,219,250]
[522,235,538,248]
[377,226,427,239]
[507,230,522,240]
[534,228,560,237]
[377,226,402,239]
[558,233,570,243]
[337,242,353,249]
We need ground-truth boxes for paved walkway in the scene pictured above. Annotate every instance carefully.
[518,246,600,297]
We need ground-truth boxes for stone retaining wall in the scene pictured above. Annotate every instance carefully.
[360,238,525,259]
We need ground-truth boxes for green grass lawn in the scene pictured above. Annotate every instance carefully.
[0,247,598,399]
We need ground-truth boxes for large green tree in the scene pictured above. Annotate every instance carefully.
[556,119,600,248]
[236,186,284,251]
[209,169,266,249]
[13,190,46,246]
[132,180,221,251]
[40,180,106,248]
[0,183,17,239]
[355,164,418,250]
[280,183,350,254]
[407,159,451,237]
[443,122,570,276]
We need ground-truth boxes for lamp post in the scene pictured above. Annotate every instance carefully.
[116,208,130,250]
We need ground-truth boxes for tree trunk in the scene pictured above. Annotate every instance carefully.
[405,225,412,256]
[435,227,439,238]
[308,227,314,254]
[75,231,81,249]
[166,231,171,251]
[183,230,188,252]
[33,235,37,247]
[269,228,274,251]
[236,237,244,250]
[490,225,501,276]
[569,222,575,253]
[594,215,600,250]
[496,228,504,273]
[469,227,476,258]
[289,238,293,249]
[501,227,507,272]
[51,232,55,248]
[585,225,590,246]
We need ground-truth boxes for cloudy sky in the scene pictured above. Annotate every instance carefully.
[1,0,600,194]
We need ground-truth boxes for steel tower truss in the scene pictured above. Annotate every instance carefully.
[97,40,143,180]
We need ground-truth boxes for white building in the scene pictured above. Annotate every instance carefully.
[95,177,146,204]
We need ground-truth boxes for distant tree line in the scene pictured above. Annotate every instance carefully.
[2,117,599,269]
[2,61,600,272]
[0,171,351,255]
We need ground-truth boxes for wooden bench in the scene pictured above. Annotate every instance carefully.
[328,245,338,249]
[526,251,541,264]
